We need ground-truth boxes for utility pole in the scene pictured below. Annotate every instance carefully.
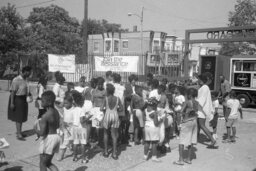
[83,0,88,63]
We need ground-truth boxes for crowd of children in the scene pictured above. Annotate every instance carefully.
[34,71,243,171]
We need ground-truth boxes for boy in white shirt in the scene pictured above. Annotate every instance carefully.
[223,91,243,143]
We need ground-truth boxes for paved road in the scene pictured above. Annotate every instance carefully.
[0,90,256,171]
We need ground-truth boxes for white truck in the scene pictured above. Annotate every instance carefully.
[200,55,256,107]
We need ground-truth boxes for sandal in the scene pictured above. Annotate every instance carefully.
[73,157,79,162]
[111,154,118,160]
[184,159,192,164]
[102,152,109,158]
[222,139,232,143]
[173,161,184,165]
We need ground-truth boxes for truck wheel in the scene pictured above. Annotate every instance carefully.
[237,94,250,108]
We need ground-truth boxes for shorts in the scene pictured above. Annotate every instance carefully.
[226,118,237,128]
[210,113,219,128]
[73,127,87,145]
[39,134,61,155]
[145,126,160,141]
[180,119,197,147]
[133,109,144,128]
[60,126,73,149]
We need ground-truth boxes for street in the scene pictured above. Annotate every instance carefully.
[0,90,256,171]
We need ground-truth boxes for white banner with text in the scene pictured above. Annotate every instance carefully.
[48,54,75,73]
[94,56,138,72]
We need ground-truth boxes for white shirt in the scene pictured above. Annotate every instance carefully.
[174,95,185,112]
[197,85,214,120]
[82,100,93,115]
[75,86,88,94]
[226,99,241,119]
[113,83,125,104]
[63,107,75,124]
[53,83,65,103]
[149,89,161,101]
[72,107,85,128]
[212,99,219,110]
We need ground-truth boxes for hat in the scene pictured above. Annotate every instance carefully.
[147,97,158,106]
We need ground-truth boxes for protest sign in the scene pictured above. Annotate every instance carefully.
[94,56,138,72]
[48,54,75,73]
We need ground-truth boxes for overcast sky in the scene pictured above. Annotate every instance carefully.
[0,0,237,38]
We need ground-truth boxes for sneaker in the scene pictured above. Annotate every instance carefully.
[152,157,161,163]
[143,155,148,161]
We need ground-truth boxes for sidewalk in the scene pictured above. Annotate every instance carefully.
[0,90,256,171]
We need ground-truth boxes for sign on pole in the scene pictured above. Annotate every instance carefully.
[48,54,75,73]
[94,56,138,72]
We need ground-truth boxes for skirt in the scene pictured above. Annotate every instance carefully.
[145,126,160,141]
[8,95,28,123]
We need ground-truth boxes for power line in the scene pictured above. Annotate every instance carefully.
[16,0,55,9]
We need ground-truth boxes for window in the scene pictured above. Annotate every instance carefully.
[93,42,100,53]
[153,39,160,53]
[114,40,120,52]
[105,39,112,53]
[122,40,128,49]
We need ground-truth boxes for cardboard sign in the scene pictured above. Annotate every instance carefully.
[94,56,138,72]
[48,54,75,73]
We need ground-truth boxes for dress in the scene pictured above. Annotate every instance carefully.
[8,75,28,123]
[102,97,120,129]
[144,110,159,141]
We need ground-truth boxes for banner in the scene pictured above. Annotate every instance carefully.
[48,54,75,73]
[94,56,138,72]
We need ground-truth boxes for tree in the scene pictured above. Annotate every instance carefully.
[220,0,256,56]
[0,3,24,55]
[84,19,129,35]
[27,5,83,55]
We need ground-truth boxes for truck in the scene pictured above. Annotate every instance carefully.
[199,55,256,108]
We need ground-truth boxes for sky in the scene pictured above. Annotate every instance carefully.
[0,0,238,38]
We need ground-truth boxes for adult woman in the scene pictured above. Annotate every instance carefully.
[197,74,216,147]
[8,66,32,140]
[52,71,66,117]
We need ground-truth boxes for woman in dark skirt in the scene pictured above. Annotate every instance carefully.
[8,66,32,140]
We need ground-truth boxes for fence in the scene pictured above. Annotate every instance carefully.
[63,64,90,82]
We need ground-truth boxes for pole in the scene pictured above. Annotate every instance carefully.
[184,30,189,78]
[83,0,88,63]
[141,7,144,74]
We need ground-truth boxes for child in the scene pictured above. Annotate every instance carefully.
[101,83,123,160]
[57,95,74,161]
[173,86,186,139]
[174,88,198,165]
[157,84,171,153]
[91,77,105,146]
[34,91,61,171]
[222,91,243,143]
[130,86,145,145]
[144,97,162,162]
[65,82,75,97]
[35,76,48,140]
[71,90,89,163]
[210,92,220,140]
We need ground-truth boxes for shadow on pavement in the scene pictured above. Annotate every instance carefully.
[22,129,36,138]
[3,166,23,171]
[184,146,197,160]
[74,166,88,171]
[198,133,210,145]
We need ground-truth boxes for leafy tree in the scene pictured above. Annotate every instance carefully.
[27,5,83,55]
[220,0,256,56]
[0,3,24,54]
[84,19,129,35]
